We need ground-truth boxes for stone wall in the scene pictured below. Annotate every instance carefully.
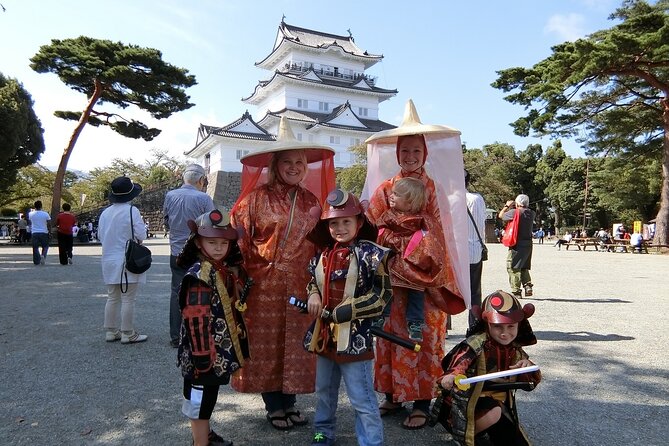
[75,171,243,234]
[209,171,242,211]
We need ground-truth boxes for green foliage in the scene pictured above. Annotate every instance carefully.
[30,36,197,140]
[492,0,669,242]
[336,144,368,195]
[0,73,46,192]
[30,36,197,217]
[0,164,57,209]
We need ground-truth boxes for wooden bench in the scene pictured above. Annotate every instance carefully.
[643,242,669,253]
[565,238,600,251]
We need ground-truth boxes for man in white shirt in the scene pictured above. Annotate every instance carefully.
[28,200,51,265]
[630,231,644,253]
[465,170,487,328]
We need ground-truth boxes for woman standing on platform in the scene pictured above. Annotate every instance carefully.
[230,117,335,430]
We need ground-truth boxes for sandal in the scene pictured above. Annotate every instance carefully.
[379,402,403,417]
[285,409,309,426]
[402,411,428,430]
[266,413,293,431]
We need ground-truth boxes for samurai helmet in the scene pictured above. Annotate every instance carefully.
[187,209,237,240]
[307,188,377,247]
[481,290,534,324]
[320,189,364,220]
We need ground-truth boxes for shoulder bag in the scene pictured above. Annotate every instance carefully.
[502,208,520,248]
[467,207,488,261]
[121,206,152,292]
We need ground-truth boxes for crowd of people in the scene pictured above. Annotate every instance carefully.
[11,102,548,446]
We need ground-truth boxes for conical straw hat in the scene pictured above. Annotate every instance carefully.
[241,116,335,167]
[365,99,460,145]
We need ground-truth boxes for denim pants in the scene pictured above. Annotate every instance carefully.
[170,256,188,342]
[31,232,49,264]
[313,356,383,446]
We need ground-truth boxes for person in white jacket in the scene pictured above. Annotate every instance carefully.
[98,176,148,344]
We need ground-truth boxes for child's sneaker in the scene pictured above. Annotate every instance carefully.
[371,317,385,329]
[512,290,523,300]
[523,283,533,297]
[311,432,333,445]
[407,321,424,342]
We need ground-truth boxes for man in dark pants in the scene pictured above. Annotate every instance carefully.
[55,203,76,265]
[465,170,487,328]
[163,164,215,347]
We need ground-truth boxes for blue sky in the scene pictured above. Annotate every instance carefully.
[1,0,622,172]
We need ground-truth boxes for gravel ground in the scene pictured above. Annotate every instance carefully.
[1,238,667,445]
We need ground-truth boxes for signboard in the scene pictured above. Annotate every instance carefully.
[633,220,642,234]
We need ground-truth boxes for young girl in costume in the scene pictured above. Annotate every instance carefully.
[375,176,447,342]
[176,210,249,446]
[304,189,392,446]
[431,290,542,446]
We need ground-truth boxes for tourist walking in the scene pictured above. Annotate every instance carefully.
[28,201,51,265]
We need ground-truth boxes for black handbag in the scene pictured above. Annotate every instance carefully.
[467,207,488,261]
[120,206,152,292]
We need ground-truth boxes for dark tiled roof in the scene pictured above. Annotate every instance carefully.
[261,107,396,133]
[242,71,397,102]
[281,22,382,59]
[196,111,275,144]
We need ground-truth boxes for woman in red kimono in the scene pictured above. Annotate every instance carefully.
[362,100,469,430]
[230,117,335,430]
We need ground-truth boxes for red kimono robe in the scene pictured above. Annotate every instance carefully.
[230,182,318,394]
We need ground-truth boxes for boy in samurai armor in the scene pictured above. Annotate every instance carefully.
[176,210,250,446]
[303,189,392,446]
[430,290,541,446]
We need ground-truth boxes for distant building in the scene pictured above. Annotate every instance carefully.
[186,20,398,176]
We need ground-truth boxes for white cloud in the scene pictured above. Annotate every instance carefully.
[544,13,588,42]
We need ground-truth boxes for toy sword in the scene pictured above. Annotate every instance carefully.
[235,277,253,312]
[288,296,420,352]
[454,364,540,390]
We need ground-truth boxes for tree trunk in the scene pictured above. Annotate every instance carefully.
[654,98,669,246]
[50,79,103,218]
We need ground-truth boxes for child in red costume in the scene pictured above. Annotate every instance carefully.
[375,177,447,341]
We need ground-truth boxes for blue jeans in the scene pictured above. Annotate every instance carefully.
[382,288,425,324]
[31,233,49,264]
[405,288,425,324]
[313,356,383,446]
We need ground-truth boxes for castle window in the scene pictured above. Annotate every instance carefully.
[298,99,308,109]
[358,107,368,117]
[329,136,340,145]
[319,102,329,112]
[236,149,249,160]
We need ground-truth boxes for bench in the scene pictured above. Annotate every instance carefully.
[565,238,600,251]
[644,243,669,253]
